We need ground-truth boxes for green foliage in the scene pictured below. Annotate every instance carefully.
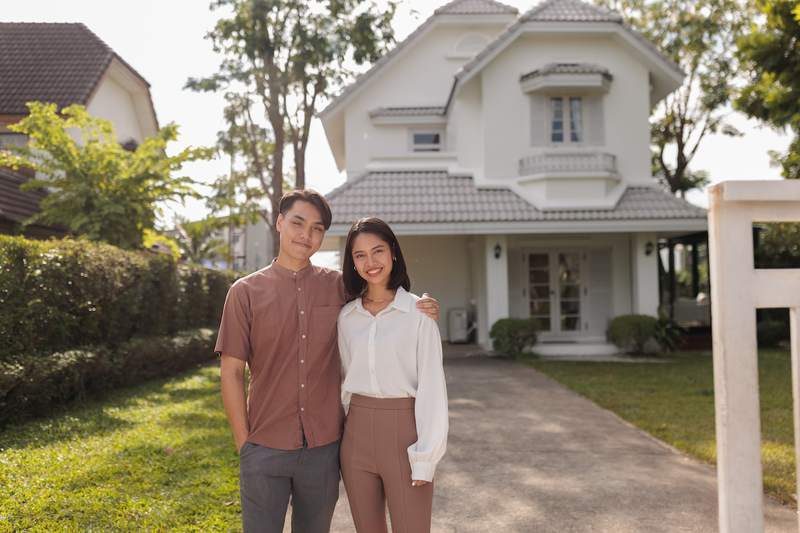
[489,318,538,357]
[0,102,212,249]
[187,0,398,256]
[653,316,688,352]
[754,222,800,268]
[736,0,800,179]
[0,235,237,361]
[174,215,229,265]
[607,314,660,354]
[594,0,753,196]
[0,365,243,530]
[143,229,181,260]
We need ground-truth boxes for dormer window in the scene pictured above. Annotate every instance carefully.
[410,130,443,152]
[550,97,583,144]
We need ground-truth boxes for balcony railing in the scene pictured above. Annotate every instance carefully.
[519,151,617,176]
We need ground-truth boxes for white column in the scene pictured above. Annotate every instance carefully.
[485,235,509,348]
[631,232,659,316]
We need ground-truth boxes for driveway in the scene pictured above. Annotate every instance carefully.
[302,355,796,532]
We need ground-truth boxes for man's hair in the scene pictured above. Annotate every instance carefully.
[278,189,333,230]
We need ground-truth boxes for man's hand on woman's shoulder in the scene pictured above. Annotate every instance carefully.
[416,292,439,322]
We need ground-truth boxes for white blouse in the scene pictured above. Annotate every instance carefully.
[337,287,449,482]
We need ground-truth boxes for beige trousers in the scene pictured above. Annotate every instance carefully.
[340,394,434,533]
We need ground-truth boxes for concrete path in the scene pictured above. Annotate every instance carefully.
[297,355,797,532]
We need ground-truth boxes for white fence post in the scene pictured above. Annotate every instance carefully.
[708,180,800,533]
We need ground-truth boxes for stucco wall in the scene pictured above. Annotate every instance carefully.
[86,74,146,144]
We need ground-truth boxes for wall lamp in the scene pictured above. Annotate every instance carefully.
[494,242,502,259]
[644,241,654,256]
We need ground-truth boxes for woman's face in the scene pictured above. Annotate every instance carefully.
[351,232,393,289]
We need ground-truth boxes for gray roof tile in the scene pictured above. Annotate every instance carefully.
[369,106,446,118]
[435,0,519,15]
[326,171,706,226]
[520,62,612,81]
[522,0,623,22]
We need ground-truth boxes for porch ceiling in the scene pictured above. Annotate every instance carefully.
[326,170,707,235]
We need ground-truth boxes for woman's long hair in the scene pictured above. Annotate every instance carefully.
[342,217,411,299]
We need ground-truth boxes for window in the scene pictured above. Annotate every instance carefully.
[411,130,443,152]
[549,97,583,144]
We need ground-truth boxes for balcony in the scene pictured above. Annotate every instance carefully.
[518,151,617,177]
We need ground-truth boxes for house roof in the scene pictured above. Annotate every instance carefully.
[522,0,622,22]
[0,167,47,223]
[369,106,447,118]
[435,0,519,15]
[326,171,707,228]
[520,62,612,81]
[319,1,517,119]
[0,22,153,116]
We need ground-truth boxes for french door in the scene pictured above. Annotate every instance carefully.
[527,250,583,336]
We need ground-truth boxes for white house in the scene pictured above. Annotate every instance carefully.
[0,22,158,237]
[319,0,707,354]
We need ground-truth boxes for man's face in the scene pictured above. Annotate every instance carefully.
[275,200,326,263]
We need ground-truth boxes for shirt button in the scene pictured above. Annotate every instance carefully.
[301,334,306,339]
[300,407,305,412]
[300,310,305,315]
[301,384,305,388]
[300,360,305,364]
[297,287,302,292]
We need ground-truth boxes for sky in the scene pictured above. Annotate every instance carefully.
[2,0,791,224]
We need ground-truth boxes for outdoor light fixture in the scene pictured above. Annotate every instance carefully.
[494,243,502,259]
[644,241,654,256]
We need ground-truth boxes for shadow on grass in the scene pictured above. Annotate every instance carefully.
[0,361,220,451]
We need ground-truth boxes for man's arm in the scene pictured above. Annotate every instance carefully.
[416,292,440,322]
[220,355,249,453]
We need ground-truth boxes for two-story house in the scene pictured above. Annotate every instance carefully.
[319,0,707,354]
[0,22,158,237]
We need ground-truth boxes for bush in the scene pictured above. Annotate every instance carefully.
[607,314,659,355]
[0,236,237,361]
[653,317,687,352]
[758,320,788,348]
[490,318,538,357]
[0,328,217,426]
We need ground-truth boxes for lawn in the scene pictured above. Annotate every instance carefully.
[527,350,796,505]
[0,363,242,532]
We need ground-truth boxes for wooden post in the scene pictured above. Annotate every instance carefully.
[708,180,800,533]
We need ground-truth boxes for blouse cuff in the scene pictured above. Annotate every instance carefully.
[410,460,436,482]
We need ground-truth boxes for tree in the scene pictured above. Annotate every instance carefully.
[0,102,211,249]
[187,0,397,256]
[594,0,753,197]
[174,216,229,265]
[735,0,800,180]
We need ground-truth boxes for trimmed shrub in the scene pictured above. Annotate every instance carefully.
[0,328,217,426]
[490,318,538,357]
[607,314,659,355]
[0,236,237,361]
[653,317,687,353]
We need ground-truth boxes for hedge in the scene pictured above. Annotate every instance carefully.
[0,235,237,362]
[0,328,218,426]
[489,318,538,357]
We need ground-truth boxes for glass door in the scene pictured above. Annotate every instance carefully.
[527,250,583,335]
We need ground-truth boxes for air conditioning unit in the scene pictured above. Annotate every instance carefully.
[447,308,470,343]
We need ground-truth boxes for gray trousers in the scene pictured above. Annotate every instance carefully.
[239,440,340,533]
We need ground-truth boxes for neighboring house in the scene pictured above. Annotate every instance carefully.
[210,216,273,273]
[0,22,158,237]
[319,0,708,353]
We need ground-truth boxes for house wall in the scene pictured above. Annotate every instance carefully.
[86,74,147,145]
[476,33,652,185]
[343,22,508,177]
[398,234,474,340]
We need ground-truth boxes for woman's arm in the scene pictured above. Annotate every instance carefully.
[408,314,449,484]
[337,313,353,414]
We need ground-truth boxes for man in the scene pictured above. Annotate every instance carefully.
[215,189,439,533]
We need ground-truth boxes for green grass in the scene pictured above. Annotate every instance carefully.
[526,350,797,505]
[0,364,242,532]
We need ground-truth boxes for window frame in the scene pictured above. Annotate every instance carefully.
[409,129,444,153]
[547,95,585,146]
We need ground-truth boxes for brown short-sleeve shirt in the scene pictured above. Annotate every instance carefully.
[215,260,346,450]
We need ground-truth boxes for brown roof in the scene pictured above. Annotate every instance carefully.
[0,167,47,223]
[0,22,151,115]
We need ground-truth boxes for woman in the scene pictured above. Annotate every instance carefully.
[337,217,448,533]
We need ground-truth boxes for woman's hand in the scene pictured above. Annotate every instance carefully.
[411,480,430,487]
[416,293,440,322]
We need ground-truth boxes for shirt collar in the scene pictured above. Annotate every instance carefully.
[269,258,313,280]
[348,286,413,317]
